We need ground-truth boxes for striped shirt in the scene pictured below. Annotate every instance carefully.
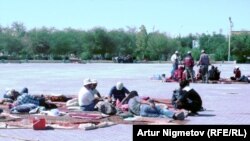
[15,93,40,106]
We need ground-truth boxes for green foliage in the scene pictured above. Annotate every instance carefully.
[147,32,180,60]
[52,55,63,60]
[80,52,91,60]
[198,33,227,61]
[191,48,202,61]
[108,29,135,56]
[11,22,26,37]
[28,27,51,55]
[178,34,196,48]
[231,33,250,62]
[0,22,249,62]
[0,56,8,60]
[135,25,148,60]
[104,53,112,60]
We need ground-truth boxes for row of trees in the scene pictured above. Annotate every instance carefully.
[0,22,250,62]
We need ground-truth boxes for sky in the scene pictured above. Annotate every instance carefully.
[0,0,249,36]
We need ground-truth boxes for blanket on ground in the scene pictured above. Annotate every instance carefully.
[164,78,249,84]
[0,98,187,129]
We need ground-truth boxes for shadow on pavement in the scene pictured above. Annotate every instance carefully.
[193,113,216,117]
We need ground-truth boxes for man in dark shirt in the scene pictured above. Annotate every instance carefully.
[183,51,195,82]
[208,65,220,81]
[231,66,241,80]
[173,80,203,114]
[108,82,130,104]
[198,49,210,83]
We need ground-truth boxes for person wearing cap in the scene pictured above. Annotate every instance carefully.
[78,78,100,111]
[183,51,195,82]
[108,82,130,104]
[67,79,102,108]
[170,51,181,78]
[3,87,29,101]
[198,49,210,83]
[3,89,20,101]
[91,79,102,99]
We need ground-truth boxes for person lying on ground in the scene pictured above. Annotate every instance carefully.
[150,74,166,81]
[7,88,56,110]
[3,88,28,102]
[128,90,186,120]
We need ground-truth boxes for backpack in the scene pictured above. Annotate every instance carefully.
[95,101,117,115]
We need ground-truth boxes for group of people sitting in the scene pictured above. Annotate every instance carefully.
[170,50,211,83]
[230,66,250,83]
[166,64,250,83]
[166,65,221,82]
[168,49,250,83]
[0,77,205,121]
[197,65,221,81]
[71,78,205,120]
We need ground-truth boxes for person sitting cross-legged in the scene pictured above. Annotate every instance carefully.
[208,65,221,81]
[78,78,102,111]
[172,80,203,115]
[108,82,130,105]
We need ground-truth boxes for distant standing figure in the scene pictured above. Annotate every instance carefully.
[108,82,130,104]
[170,51,180,78]
[183,51,195,82]
[198,49,210,83]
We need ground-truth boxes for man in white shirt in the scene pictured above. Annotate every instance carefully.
[67,78,102,109]
[78,78,97,111]
[170,51,180,78]
[91,79,102,98]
